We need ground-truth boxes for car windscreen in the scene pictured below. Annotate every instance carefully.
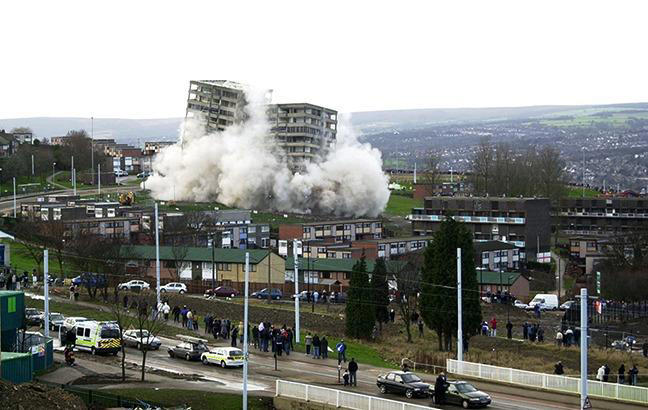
[456,383,477,393]
[51,314,64,321]
[401,374,422,383]
[229,349,243,356]
[100,327,120,339]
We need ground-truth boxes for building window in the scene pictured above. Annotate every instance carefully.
[250,264,257,272]
[322,272,331,279]
[217,263,231,271]
[344,272,351,280]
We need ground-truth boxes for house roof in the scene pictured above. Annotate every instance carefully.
[476,270,524,285]
[122,245,271,264]
[473,240,518,253]
[285,257,405,273]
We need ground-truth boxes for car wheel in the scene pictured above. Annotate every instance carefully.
[202,357,209,365]
[168,351,174,358]
[230,294,235,298]
[91,347,96,355]
[257,295,262,299]
[161,289,166,293]
[275,296,280,300]
[462,399,470,409]
[405,389,413,399]
[179,290,185,294]
[379,385,387,394]
[185,353,191,361]
[221,360,227,368]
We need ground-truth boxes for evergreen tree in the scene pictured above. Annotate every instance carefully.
[420,216,482,351]
[372,258,390,332]
[345,256,376,339]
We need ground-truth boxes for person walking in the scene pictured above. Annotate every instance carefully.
[321,336,328,359]
[336,339,347,364]
[305,332,313,356]
[312,334,321,359]
[629,365,638,386]
[554,361,564,375]
[618,364,625,384]
[348,358,358,387]
[506,320,513,339]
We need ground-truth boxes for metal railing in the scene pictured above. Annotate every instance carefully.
[447,359,648,405]
[276,380,438,410]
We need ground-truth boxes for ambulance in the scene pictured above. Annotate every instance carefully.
[73,321,121,355]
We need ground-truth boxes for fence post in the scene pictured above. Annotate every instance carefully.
[509,368,513,383]
[368,396,372,410]
[305,384,309,402]
[615,383,619,400]
[336,390,340,408]
[542,374,547,389]
[275,380,279,396]
[478,363,482,378]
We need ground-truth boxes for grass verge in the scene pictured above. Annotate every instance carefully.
[98,388,273,410]
[384,193,421,216]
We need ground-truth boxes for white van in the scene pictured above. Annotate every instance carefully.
[527,293,559,311]
[73,321,121,355]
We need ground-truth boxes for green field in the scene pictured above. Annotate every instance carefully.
[566,186,600,198]
[384,193,421,216]
[538,110,648,128]
[99,388,273,410]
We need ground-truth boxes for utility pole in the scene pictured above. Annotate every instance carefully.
[457,247,463,362]
[12,177,16,218]
[155,203,161,307]
[31,154,34,177]
[243,252,250,410]
[91,116,94,185]
[580,287,588,410]
[97,164,101,196]
[44,250,50,338]
[293,239,300,344]
[413,162,417,184]
[582,148,585,197]
[71,156,75,196]
[267,248,272,304]
[210,233,216,291]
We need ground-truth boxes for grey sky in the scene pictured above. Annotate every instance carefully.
[2,0,647,118]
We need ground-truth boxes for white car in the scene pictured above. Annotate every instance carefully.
[513,300,528,309]
[201,347,244,368]
[114,169,128,177]
[63,316,88,331]
[118,280,150,291]
[123,329,162,350]
[160,282,187,294]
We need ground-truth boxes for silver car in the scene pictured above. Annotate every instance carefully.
[123,329,161,350]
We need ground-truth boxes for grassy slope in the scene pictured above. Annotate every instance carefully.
[384,193,421,217]
[566,186,600,198]
[99,388,273,410]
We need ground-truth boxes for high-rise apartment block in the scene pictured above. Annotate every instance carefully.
[267,103,337,162]
[185,80,248,132]
[185,81,337,164]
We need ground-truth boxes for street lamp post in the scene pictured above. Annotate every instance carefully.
[582,147,585,197]
[52,162,56,186]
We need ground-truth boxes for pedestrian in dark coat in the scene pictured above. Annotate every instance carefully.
[618,364,626,384]
[389,309,395,322]
[506,320,513,339]
[348,358,358,386]
[522,322,529,340]
[312,335,321,358]
[231,327,239,347]
[629,365,638,386]
[554,361,564,375]
[321,337,329,359]
[434,372,449,404]
[123,294,129,309]
[172,305,180,322]
[603,364,610,382]
[252,326,259,349]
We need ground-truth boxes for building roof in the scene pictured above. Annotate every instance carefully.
[356,236,433,244]
[473,241,518,252]
[476,270,524,285]
[424,196,547,202]
[122,245,271,264]
[194,80,247,91]
[286,257,405,273]
[298,218,381,227]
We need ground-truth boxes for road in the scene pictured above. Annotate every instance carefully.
[59,333,573,410]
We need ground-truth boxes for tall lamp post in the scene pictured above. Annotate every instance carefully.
[51,162,56,186]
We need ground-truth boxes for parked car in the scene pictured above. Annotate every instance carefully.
[25,308,44,326]
[63,316,89,331]
[251,288,283,300]
[160,282,187,294]
[114,170,128,177]
[201,347,244,368]
[118,280,151,291]
[44,313,66,331]
[431,381,491,408]
[168,336,209,361]
[291,291,309,301]
[204,286,239,298]
[136,171,151,179]
[559,300,575,311]
[377,371,431,398]
[513,300,528,309]
[123,329,161,350]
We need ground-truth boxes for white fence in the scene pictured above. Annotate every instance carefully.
[275,380,438,410]
[447,359,648,405]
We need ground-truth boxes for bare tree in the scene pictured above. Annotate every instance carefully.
[423,153,442,186]
[131,294,165,382]
[388,252,423,343]
[170,243,190,281]
[109,301,133,382]
[471,137,493,195]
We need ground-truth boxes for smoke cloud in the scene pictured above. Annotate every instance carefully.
[146,88,390,217]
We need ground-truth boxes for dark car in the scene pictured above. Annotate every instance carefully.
[204,286,239,298]
[168,338,209,361]
[251,288,283,300]
[377,371,431,398]
[25,308,44,326]
[432,381,491,408]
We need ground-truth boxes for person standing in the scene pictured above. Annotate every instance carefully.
[596,365,605,382]
[490,317,497,337]
[69,284,75,301]
[555,330,563,347]
[305,332,313,356]
[336,339,347,364]
[252,325,259,349]
[231,326,239,347]
[603,364,610,382]
[554,361,564,375]
[321,336,328,359]
[418,319,424,337]
[537,326,544,343]
[522,322,529,340]
[162,302,170,321]
[629,365,638,386]
[434,372,449,405]
[506,320,513,339]
[312,334,321,359]
[348,358,358,387]
[618,364,625,384]
[389,308,395,323]
[186,309,194,330]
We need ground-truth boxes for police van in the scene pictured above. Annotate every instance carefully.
[74,321,121,355]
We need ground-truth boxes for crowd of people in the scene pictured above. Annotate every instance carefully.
[555,361,640,386]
